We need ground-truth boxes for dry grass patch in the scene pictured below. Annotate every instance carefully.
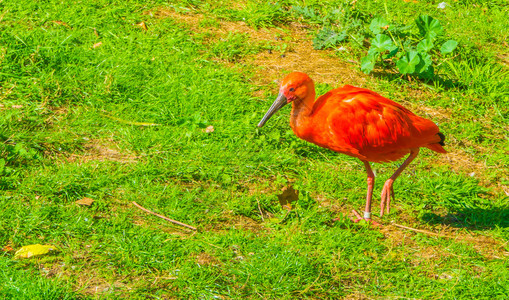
[76,271,129,296]
[205,211,267,233]
[382,223,509,260]
[195,251,221,267]
[65,139,138,164]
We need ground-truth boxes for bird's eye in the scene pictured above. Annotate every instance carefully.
[289,87,295,92]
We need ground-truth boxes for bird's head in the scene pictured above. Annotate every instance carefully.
[257,72,314,127]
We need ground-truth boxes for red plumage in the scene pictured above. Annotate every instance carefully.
[300,84,446,162]
[258,72,446,225]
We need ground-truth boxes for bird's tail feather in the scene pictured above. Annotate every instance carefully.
[426,132,446,153]
[437,132,446,146]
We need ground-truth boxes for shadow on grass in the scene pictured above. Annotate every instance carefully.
[421,206,509,229]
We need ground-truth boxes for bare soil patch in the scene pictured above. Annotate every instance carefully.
[195,251,221,267]
[145,8,367,88]
[381,222,509,260]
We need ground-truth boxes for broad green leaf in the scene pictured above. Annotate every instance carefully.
[415,52,433,73]
[421,52,433,69]
[418,65,435,79]
[369,17,389,35]
[402,40,413,52]
[371,34,394,53]
[416,38,434,52]
[14,244,58,259]
[415,15,443,40]
[385,47,399,59]
[360,53,376,74]
[441,40,458,54]
[396,51,421,74]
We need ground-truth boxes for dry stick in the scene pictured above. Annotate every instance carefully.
[132,201,197,231]
[392,222,456,239]
[393,223,508,248]
[256,198,265,222]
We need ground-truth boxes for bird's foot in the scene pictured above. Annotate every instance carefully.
[380,179,395,217]
[351,210,381,227]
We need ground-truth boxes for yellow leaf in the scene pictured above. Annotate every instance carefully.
[14,244,58,259]
[75,197,94,206]
[51,20,71,29]
[93,41,102,49]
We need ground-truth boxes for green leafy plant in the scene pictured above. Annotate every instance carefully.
[361,15,458,78]
[292,4,367,50]
[312,27,348,50]
[0,142,40,173]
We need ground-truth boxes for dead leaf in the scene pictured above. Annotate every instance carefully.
[14,244,58,259]
[205,125,214,133]
[51,20,71,28]
[75,197,94,206]
[92,41,102,49]
[277,185,299,210]
[11,105,23,109]
[137,22,148,31]
[2,246,13,252]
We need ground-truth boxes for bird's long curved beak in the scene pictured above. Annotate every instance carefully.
[257,92,288,127]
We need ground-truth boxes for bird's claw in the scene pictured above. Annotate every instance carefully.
[351,210,381,227]
[380,180,395,217]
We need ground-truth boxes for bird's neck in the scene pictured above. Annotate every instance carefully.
[290,92,316,138]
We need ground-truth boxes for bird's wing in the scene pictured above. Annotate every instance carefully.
[318,89,422,154]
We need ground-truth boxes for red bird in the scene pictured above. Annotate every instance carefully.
[258,72,446,225]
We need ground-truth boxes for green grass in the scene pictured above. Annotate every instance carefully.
[1,0,508,298]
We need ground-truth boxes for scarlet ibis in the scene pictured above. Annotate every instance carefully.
[258,72,446,225]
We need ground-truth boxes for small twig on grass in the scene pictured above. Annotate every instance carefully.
[392,222,455,238]
[256,198,265,222]
[132,201,197,231]
[393,223,508,250]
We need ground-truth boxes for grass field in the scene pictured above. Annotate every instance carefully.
[1,0,508,299]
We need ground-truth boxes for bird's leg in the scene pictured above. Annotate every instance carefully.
[352,161,380,226]
[380,148,420,216]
